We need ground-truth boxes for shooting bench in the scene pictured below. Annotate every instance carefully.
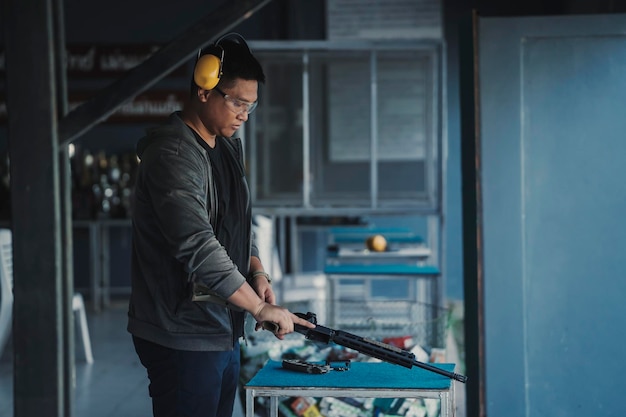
[245,359,457,417]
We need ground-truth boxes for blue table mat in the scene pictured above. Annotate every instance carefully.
[246,360,454,390]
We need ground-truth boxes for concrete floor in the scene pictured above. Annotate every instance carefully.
[0,301,245,417]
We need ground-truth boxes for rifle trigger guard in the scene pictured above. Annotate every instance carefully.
[282,359,330,374]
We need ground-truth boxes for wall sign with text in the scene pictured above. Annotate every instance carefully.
[0,91,186,124]
[0,44,189,78]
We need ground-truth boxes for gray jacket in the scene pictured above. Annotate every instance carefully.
[127,112,258,351]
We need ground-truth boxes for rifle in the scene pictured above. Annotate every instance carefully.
[263,312,467,383]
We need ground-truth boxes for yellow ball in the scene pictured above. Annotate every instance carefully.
[366,235,387,252]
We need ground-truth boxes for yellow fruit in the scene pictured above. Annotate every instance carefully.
[366,234,387,252]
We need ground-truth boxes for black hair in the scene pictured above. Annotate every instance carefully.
[190,37,265,95]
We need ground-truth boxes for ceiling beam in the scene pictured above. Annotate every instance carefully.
[57,0,273,146]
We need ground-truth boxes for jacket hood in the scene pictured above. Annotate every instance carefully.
[136,112,189,159]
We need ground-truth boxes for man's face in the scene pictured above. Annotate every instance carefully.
[202,78,258,138]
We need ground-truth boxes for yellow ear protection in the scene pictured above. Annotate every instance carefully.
[193,33,249,90]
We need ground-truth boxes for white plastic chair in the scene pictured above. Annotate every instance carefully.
[0,229,13,356]
[0,228,93,363]
[72,292,93,363]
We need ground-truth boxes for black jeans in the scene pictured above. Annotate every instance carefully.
[132,336,240,417]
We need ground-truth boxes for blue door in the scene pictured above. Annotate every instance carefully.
[479,14,626,417]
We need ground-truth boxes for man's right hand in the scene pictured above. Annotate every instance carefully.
[252,302,315,340]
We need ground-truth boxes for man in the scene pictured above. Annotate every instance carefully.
[128,34,314,417]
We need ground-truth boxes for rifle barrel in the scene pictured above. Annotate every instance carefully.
[333,330,467,383]
[411,360,468,383]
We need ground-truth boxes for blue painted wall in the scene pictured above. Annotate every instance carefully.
[479,14,626,417]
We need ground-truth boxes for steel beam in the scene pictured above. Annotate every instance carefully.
[57,0,272,147]
[51,0,76,414]
[2,0,65,416]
